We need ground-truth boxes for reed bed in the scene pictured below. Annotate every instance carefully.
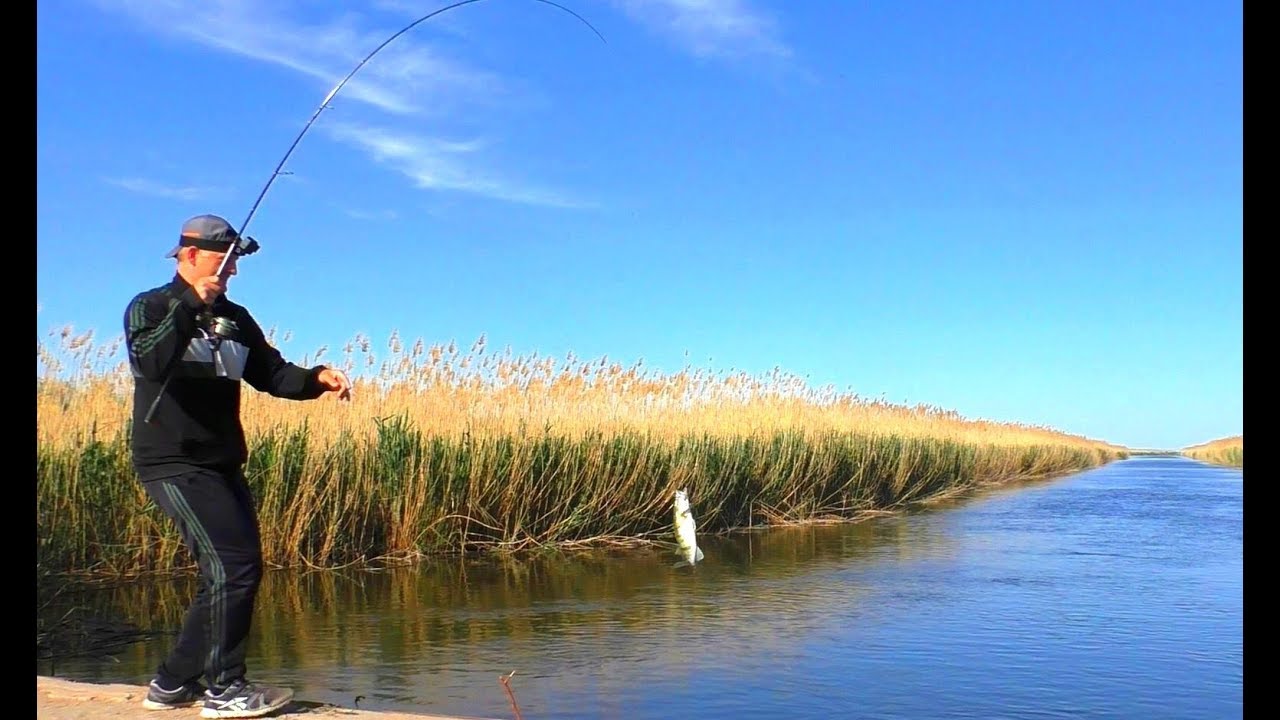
[1181,435,1243,467]
[37,326,1127,579]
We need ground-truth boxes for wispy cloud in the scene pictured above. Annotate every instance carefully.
[343,208,400,221]
[90,0,505,116]
[611,0,789,59]
[89,0,590,208]
[324,122,590,209]
[105,177,218,200]
[372,0,447,18]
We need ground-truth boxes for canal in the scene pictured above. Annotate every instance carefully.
[38,455,1242,719]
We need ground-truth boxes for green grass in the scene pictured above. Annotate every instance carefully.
[36,329,1127,579]
[36,417,1121,578]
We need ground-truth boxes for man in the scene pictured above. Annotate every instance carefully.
[123,214,352,718]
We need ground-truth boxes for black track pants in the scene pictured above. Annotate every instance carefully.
[143,466,263,691]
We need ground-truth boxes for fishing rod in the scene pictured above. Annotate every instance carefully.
[217,0,605,280]
[144,0,606,423]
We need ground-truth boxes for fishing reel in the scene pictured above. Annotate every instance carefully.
[196,312,239,348]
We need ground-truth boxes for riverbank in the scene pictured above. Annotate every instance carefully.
[36,676,504,720]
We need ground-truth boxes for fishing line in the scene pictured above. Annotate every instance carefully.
[144,0,605,424]
[216,0,606,279]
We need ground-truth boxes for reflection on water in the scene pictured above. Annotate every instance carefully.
[39,457,1242,719]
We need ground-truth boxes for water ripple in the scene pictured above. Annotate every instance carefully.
[39,456,1242,719]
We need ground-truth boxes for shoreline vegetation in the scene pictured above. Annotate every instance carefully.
[1181,435,1243,468]
[38,327,1128,582]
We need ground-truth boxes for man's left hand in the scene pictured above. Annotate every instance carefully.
[317,368,353,401]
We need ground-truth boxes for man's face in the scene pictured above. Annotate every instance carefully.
[187,247,238,278]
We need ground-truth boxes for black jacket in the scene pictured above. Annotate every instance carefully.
[124,274,327,481]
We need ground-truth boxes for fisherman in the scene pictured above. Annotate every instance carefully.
[124,214,352,718]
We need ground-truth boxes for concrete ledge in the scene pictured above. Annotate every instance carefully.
[37,676,504,720]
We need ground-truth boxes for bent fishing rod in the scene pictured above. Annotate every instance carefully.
[144,0,605,424]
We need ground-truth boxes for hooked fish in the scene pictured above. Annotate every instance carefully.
[672,488,704,568]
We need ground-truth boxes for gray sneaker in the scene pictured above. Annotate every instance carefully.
[142,678,207,710]
[199,679,294,718]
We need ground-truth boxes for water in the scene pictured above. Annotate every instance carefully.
[38,456,1242,719]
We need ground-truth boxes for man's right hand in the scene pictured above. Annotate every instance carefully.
[192,275,227,304]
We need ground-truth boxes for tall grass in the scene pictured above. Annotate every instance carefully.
[37,326,1127,579]
[1181,435,1243,467]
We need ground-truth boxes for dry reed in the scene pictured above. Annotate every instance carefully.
[1181,435,1243,467]
[37,326,1128,579]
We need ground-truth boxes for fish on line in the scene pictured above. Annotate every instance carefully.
[672,488,704,569]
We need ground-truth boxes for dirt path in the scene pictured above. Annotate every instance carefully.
[36,676,505,720]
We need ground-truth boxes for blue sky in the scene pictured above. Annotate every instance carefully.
[37,0,1241,451]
